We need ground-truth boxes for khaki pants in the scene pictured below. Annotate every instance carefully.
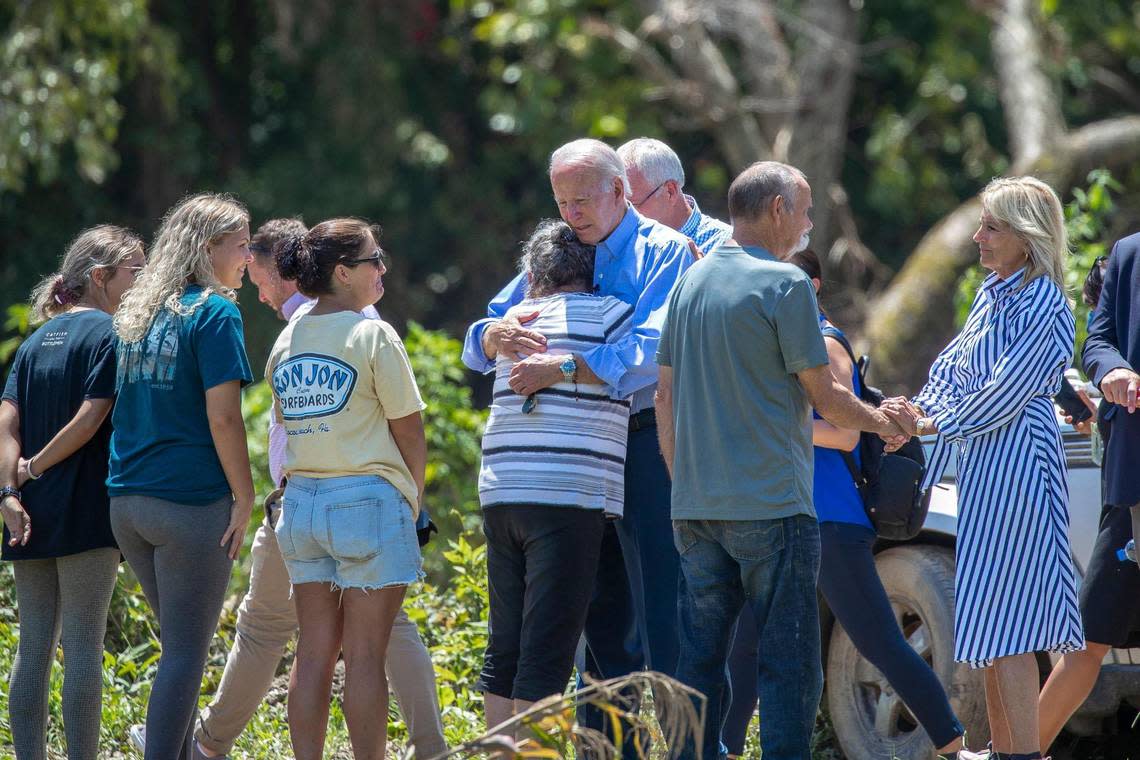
[195,516,447,757]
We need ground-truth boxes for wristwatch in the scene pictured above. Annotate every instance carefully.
[0,485,21,502]
[560,356,578,384]
[916,417,931,434]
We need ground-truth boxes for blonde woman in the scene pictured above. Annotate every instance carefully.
[882,177,1083,760]
[109,193,256,760]
[0,226,144,760]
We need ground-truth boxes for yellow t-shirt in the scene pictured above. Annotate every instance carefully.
[266,312,426,515]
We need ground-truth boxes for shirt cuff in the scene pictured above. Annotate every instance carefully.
[1093,360,1133,389]
[580,344,631,394]
[461,320,496,374]
[932,407,963,443]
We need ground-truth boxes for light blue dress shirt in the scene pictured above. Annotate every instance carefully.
[462,206,695,412]
[679,194,732,255]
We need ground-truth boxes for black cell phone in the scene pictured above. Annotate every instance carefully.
[1054,378,1093,423]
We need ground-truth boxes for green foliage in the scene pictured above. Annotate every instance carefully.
[405,322,487,552]
[241,379,276,502]
[953,170,1121,363]
[0,0,165,191]
[0,303,33,370]
[1065,168,1123,350]
[0,531,493,756]
[407,535,490,746]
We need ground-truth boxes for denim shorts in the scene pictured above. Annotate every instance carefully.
[276,474,423,590]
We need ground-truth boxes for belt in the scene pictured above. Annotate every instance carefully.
[629,408,657,432]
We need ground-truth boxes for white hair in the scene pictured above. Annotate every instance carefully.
[617,137,685,189]
[549,139,630,195]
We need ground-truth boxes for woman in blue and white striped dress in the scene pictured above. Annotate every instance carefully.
[883,176,1084,760]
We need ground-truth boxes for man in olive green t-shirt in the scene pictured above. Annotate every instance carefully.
[654,161,905,760]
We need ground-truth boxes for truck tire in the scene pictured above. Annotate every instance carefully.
[826,545,988,759]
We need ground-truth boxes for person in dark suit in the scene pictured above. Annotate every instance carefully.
[1082,232,1140,542]
[1037,233,1140,754]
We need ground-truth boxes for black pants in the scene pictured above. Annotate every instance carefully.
[478,505,605,701]
[1079,503,1140,646]
[723,521,963,753]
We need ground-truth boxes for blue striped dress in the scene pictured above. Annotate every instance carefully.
[915,269,1085,668]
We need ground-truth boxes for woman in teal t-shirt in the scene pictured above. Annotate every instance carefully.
[108,193,256,760]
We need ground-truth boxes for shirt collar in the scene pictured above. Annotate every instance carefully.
[598,205,640,258]
[281,291,310,320]
[982,267,1026,303]
[679,194,703,238]
[737,244,778,262]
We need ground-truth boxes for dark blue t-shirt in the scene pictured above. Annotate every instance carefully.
[108,286,252,505]
[2,310,118,559]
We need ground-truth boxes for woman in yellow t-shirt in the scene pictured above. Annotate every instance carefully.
[266,218,427,760]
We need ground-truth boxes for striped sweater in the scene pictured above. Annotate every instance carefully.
[479,292,634,514]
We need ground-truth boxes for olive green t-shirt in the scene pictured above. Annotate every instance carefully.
[656,244,828,521]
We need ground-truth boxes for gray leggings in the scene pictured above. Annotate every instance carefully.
[111,494,234,760]
[9,546,120,760]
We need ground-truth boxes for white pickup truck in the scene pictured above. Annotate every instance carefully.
[822,422,1140,759]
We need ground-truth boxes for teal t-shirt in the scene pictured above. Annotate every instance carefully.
[108,286,253,505]
[657,244,829,521]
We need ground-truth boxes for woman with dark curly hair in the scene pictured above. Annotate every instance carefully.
[476,219,634,737]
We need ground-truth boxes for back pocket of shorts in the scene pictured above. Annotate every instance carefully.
[326,500,382,561]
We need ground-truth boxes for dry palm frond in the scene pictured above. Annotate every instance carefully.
[413,670,706,760]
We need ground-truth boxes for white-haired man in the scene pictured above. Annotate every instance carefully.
[617,137,731,255]
[461,138,694,746]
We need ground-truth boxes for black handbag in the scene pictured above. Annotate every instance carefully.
[822,327,932,540]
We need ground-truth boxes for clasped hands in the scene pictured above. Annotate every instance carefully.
[878,397,926,452]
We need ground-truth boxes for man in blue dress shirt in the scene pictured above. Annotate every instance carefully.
[618,137,732,256]
[461,138,694,739]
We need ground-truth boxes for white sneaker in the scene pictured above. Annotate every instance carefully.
[191,739,230,760]
[128,724,146,754]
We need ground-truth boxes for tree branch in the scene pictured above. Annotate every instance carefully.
[985,0,1065,165]
[631,1,772,168]
[701,0,793,100]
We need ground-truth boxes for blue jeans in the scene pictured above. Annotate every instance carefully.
[279,475,423,590]
[577,423,678,753]
[674,514,822,760]
[723,522,963,753]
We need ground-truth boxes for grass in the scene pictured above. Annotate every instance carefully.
[0,535,816,760]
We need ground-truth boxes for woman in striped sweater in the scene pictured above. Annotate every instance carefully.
[883,177,1084,760]
[476,219,633,738]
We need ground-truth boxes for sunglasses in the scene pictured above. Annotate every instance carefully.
[343,249,385,268]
